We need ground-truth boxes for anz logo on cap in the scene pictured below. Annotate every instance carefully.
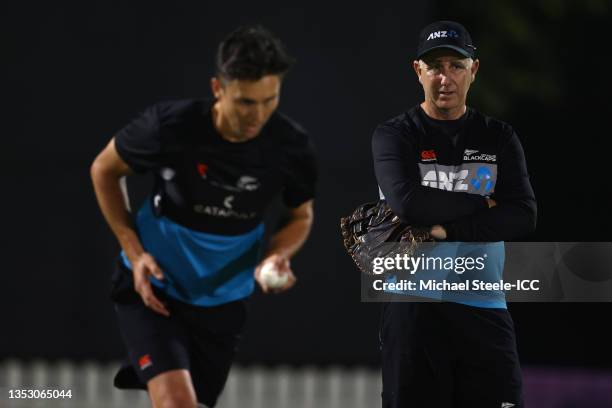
[427,30,459,41]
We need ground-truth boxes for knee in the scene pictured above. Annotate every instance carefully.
[155,391,197,408]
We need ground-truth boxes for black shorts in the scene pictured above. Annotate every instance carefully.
[110,261,247,408]
[380,302,523,408]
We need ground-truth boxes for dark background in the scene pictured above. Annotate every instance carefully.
[2,1,611,369]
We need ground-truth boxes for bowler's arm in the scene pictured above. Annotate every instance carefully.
[91,138,168,315]
[265,199,314,259]
[254,200,314,293]
[90,138,145,263]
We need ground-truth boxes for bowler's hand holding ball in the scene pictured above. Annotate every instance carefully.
[255,254,296,293]
[260,262,289,287]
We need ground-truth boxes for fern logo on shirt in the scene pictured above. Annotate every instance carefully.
[237,176,260,191]
[463,149,497,162]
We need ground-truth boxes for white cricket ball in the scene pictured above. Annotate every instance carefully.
[260,262,289,289]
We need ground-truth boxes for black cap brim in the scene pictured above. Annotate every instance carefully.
[417,45,473,59]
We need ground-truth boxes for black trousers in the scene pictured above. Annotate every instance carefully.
[380,302,523,408]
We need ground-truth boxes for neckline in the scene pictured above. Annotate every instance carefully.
[418,105,469,123]
[202,101,265,147]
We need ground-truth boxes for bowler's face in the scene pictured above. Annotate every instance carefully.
[213,75,281,141]
[414,49,479,117]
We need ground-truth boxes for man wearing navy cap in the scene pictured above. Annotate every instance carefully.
[373,21,536,407]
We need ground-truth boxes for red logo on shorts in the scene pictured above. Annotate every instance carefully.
[421,150,437,161]
[196,163,209,178]
[139,354,153,370]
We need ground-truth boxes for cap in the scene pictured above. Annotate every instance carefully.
[416,20,476,59]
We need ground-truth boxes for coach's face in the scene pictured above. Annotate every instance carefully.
[211,75,281,142]
[413,49,479,118]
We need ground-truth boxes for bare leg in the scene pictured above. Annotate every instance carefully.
[147,369,197,408]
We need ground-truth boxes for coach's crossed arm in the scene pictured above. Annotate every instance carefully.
[441,131,537,242]
[372,124,490,227]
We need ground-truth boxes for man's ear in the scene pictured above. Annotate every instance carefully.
[470,59,480,83]
[413,60,422,84]
[211,77,222,98]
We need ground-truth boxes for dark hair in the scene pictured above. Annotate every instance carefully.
[216,25,295,81]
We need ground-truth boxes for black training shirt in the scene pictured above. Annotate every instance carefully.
[115,99,317,235]
[372,105,536,241]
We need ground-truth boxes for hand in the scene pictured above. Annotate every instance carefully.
[254,253,296,294]
[486,198,497,208]
[430,225,447,240]
[131,253,170,316]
